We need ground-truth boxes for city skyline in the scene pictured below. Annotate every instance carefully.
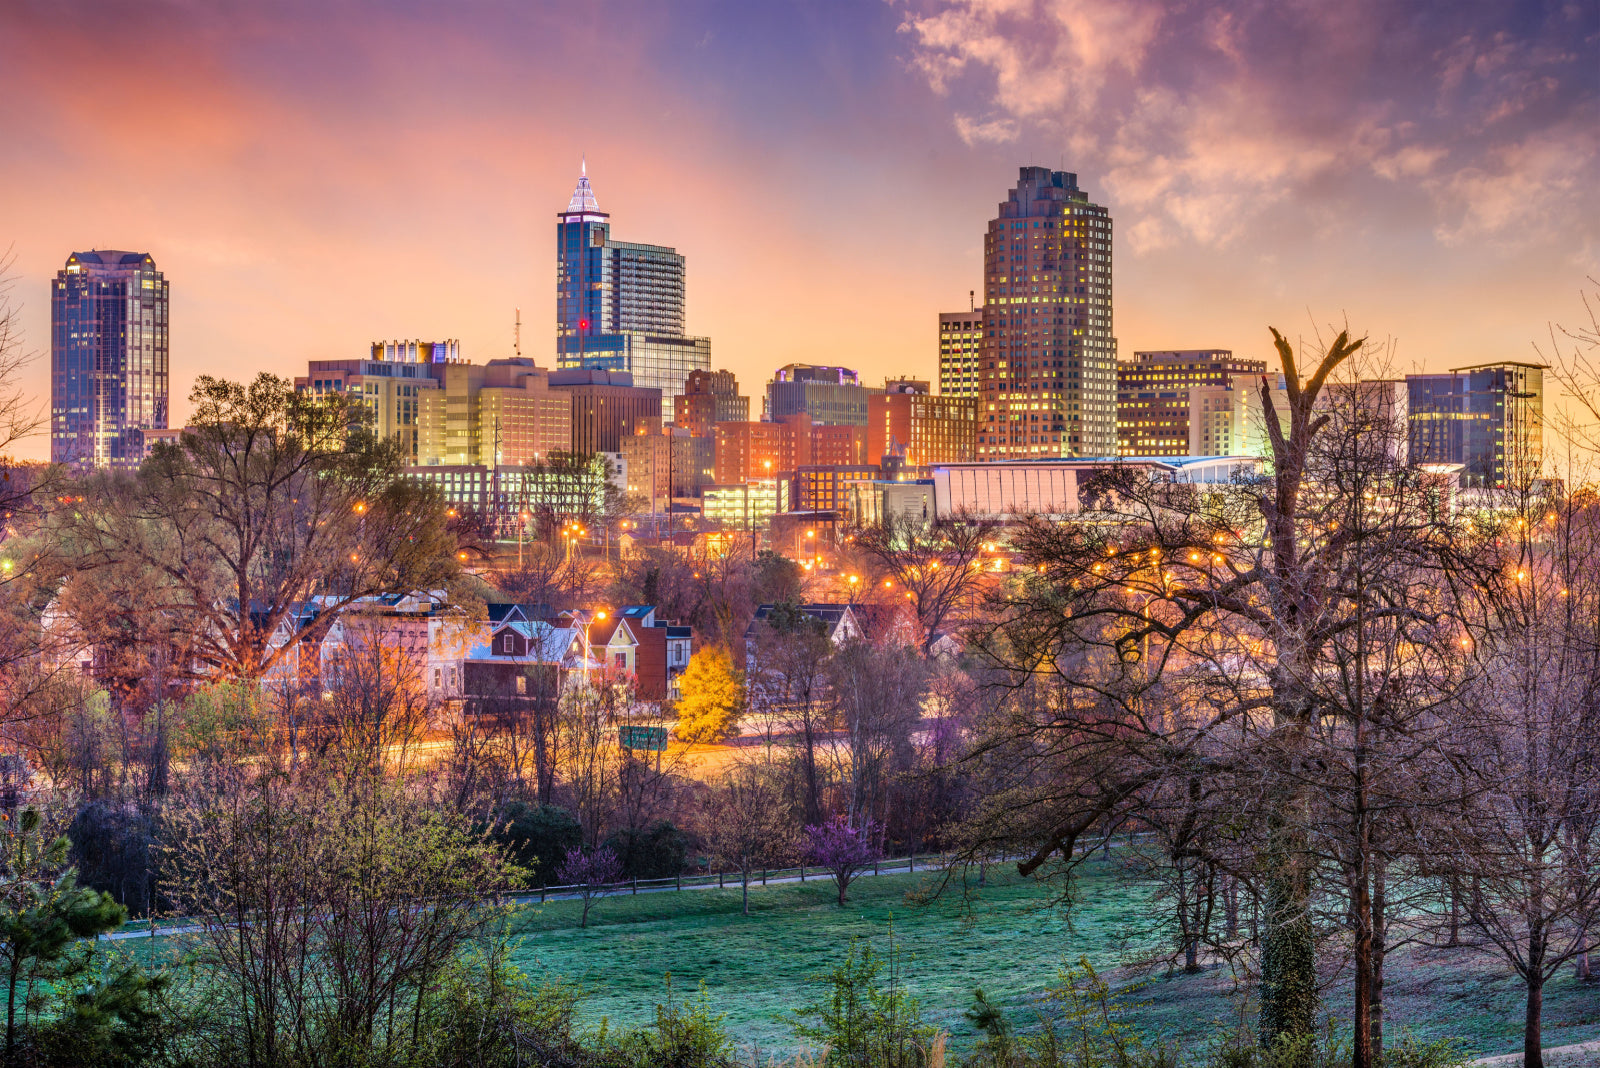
[3,0,1596,462]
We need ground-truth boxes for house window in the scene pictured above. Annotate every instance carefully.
[614,653,627,669]
[516,676,526,695]
[434,668,441,688]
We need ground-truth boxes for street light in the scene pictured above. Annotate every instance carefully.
[581,608,611,686]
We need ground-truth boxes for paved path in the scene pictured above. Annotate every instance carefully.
[101,856,956,941]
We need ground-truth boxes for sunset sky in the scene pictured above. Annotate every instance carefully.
[3,0,1596,460]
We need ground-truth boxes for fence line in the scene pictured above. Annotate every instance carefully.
[104,850,967,942]
[516,850,951,904]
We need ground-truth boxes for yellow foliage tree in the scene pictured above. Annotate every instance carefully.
[674,646,746,743]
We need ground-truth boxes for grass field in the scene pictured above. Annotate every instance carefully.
[501,859,1600,1060]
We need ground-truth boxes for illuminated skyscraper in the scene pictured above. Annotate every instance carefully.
[555,162,710,418]
[938,309,984,399]
[51,251,169,469]
[977,168,1117,459]
[1116,350,1265,456]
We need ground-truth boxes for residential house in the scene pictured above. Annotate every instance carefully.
[588,605,692,701]
[743,602,863,671]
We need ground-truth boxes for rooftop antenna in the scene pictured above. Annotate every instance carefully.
[514,308,521,358]
[970,289,975,312]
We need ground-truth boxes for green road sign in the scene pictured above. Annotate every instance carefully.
[619,725,669,752]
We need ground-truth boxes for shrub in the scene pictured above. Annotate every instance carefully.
[793,930,941,1068]
[606,978,735,1068]
[605,820,690,881]
[487,801,583,886]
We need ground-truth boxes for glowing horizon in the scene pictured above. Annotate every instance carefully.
[2,0,1595,461]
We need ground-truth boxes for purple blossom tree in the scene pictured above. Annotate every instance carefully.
[805,817,878,906]
[555,846,622,928]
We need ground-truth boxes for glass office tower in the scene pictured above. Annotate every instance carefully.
[51,250,169,469]
[555,162,709,418]
[1408,362,1544,488]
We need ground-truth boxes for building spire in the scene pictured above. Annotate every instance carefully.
[567,157,600,213]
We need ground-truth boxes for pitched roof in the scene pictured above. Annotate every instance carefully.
[566,159,601,213]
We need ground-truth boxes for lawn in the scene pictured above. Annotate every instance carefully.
[501,858,1600,1059]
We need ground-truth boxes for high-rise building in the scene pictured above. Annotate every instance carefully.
[766,364,868,426]
[620,425,710,506]
[977,168,1117,459]
[807,424,867,467]
[555,163,710,419]
[714,421,800,484]
[1116,350,1265,457]
[463,360,573,467]
[1407,362,1544,487]
[1189,374,1290,458]
[868,379,978,466]
[51,251,169,469]
[299,347,569,467]
[548,368,661,455]
[674,369,749,437]
[938,309,984,399]
[299,341,444,464]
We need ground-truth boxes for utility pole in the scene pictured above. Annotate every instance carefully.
[493,417,503,539]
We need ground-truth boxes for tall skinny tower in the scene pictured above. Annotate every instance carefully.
[51,250,169,469]
[554,161,709,419]
[977,168,1116,459]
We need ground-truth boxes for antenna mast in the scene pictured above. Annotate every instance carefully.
[514,308,521,357]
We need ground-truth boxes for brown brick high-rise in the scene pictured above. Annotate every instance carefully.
[978,168,1117,459]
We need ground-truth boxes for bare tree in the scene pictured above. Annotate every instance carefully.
[0,247,48,505]
[853,513,997,655]
[316,615,431,775]
[57,374,457,682]
[1541,280,1600,455]
[825,641,927,832]
[747,607,835,826]
[0,249,78,753]
[956,328,1498,1062]
[556,670,634,850]
[496,541,595,613]
[698,764,797,915]
[1438,491,1600,1068]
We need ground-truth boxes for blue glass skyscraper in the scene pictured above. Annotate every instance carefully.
[51,251,169,469]
[555,162,709,419]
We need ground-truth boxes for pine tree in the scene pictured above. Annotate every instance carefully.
[0,807,130,1060]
